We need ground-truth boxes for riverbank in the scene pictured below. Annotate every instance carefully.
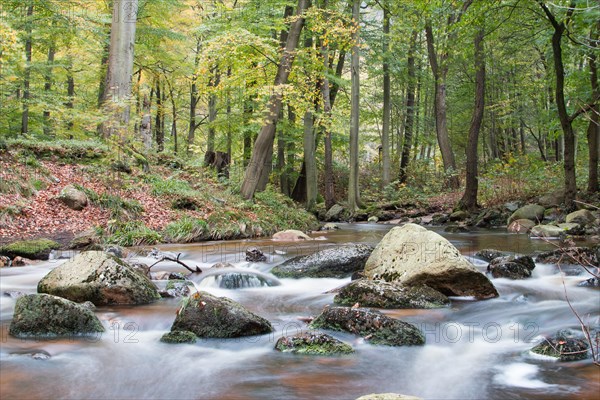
[0,139,318,248]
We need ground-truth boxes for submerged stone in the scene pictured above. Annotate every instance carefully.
[275,332,354,355]
[531,330,590,361]
[160,330,197,344]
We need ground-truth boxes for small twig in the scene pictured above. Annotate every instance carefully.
[148,253,202,273]
[573,200,599,210]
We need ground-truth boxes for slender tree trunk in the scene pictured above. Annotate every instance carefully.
[155,78,164,152]
[43,44,56,136]
[459,28,485,211]
[425,23,459,189]
[399,30,418,183]
[101,0,138,137]
[21,4,34,135]
[539,1,577,208]
[240,0,309,200]
[587,25,599,193]
[65,55,75,131]
[277,109,289,195]
[348,0,362,211]
[207,67,220,154]
[320,26,336,209]
[381,1,391,186]
[303,107,317,211]
[140,94,152,150]
[188,39,201,152]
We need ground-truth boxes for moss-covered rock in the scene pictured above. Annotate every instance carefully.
[0,238,60,260]
[271,244,374,279]
[334,279,449,309]
[159,280,194,298]
[487,255,536,279]
[474,249,507,262]
[531,330,590,361]
[160,330,197,344]
[507,204,545,224]
[275,332,354,355]
[310,306,425,346]
[57,185,88,210]
[535,246,599,267]
[38,251,160,305]
[9,294,104,338]
[170,291,273,338]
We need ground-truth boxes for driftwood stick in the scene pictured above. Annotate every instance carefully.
[148,253,202,273]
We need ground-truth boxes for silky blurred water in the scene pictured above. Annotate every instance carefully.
[0,224,598,399]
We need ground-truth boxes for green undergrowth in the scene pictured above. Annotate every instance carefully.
[7,138,108,160]
[74,185,144,220]
[102,221,162,247]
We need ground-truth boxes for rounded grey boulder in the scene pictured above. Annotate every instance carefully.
[38,251,160,306]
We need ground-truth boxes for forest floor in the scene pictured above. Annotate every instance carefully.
[0,140,318,247]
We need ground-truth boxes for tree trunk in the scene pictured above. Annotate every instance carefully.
[21,4,34,135]
[155,78,164,152]
[140,94,152,150]
[65,55,75,131]
[381,1,391,186]
[348,0,362,211]
[303,108,317,211]
[207,67,220,154]
[320,28,336,209]
[587,25,599,193]
[539,1,577,208]
[240,0,309,200]
[425,23,460,189]
[277,109,289,195]
[458,28,485,211]
[101,0,138,137]
[43,44,56,136]
[188,39,201,152]
[399,30,418,184]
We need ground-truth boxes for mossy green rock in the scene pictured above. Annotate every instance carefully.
[160,330,197,344]
[487,255,536,279]
[364,224,498,299]
[334,279,449,309]
[38,251,160,305]
[310,306,425,346]
[507,204,545,224]
[275,332,354,355]
[531,330,589,361]
[271,244,374,278]
[171,291,273,338]
[9,294,104,338]
[0,238,60,260]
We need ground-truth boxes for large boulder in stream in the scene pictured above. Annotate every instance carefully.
[363,224,498,299]
[310,306,425,346]
[334,279,449,309]
[275,332,354,355]
[487,255,536,279]
[37,251,160,306]
[507,204,545,224]
[9,294,104,338]
[272,230,312,241]
[271,244,374,279]
[171,291,273,338]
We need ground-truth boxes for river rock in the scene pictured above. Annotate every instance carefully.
[537,191,564,208]
[473,208,506,228]
[368,216,379,223]
[363,224,498,299]
[508,204,545,224]
[214,271,279,289]
[334,279,449,309]
[38,251,161,305]
[57,185,88,210]
[275,332,354,355]
[160,330,197,344]
[530,224,564,238]
[325,204,345,222]
[444,224,469,233]
[475,249,507,262]
[11,256,31,266]
[356,394,423,400]
[507,219,535,233]
[535,246,599,267]
[9,294,104,338]
[170,291,272,338]
[320,223,340,231]
[68,228,100,250]
[0,238,60,260]
[245,247,267,262]
[487,255,535,279]
[272,230,312,241]
[531,330,589,361]
[159,280,194,298]
[578,277,599,288]
[310,306,425,346]
[0,255,10,267]
[566,209,595,225]
[449,210,470,221]
[271,244,374,278]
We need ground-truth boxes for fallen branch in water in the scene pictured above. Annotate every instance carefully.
[148,253,202,273]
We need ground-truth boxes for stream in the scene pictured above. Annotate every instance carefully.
[1,224,599,399]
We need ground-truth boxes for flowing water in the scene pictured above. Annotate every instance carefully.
[1,224,599,399]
